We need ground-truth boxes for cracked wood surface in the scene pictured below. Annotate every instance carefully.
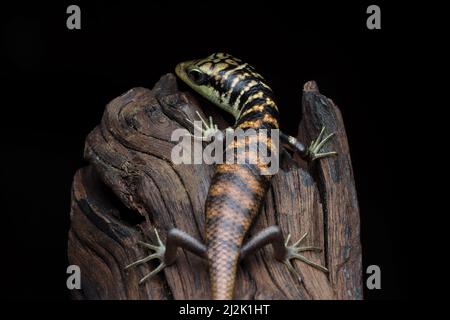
[67,74,363,299]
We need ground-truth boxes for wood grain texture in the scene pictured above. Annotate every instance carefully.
[67,74,363,299]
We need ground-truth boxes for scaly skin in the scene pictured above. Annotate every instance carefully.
[125,53,334,299]
[176,53,280,299]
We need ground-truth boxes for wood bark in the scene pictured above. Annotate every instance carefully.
[67,74,363,300]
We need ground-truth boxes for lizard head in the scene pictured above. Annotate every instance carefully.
[175,53,269,118]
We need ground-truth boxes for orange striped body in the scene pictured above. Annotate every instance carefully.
[176,53,280,299]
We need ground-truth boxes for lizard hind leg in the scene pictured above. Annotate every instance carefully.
[125,228,207,284]
[125,228,167,284]
[282,232,328,280]
[240,226,328,282]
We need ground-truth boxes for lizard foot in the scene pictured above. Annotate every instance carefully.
[125,228,168,284]
[186,111,219,141]
[307,126,337,161]
[281,232,328,281]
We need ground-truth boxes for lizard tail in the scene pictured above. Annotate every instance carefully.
[205,163,271,300]
[206,224,244,300]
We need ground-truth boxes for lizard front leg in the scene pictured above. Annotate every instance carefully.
[185,111,221,141]
[125,228,206,284]
[280,127,337,161]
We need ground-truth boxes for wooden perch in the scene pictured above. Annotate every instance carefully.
[67,74,363,300]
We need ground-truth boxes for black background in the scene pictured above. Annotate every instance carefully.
[0,1,407,300]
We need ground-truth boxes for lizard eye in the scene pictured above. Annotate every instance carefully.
[187,69,207,85]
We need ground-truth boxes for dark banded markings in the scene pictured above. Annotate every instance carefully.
[237,103,279,124]
[237,85,274,113]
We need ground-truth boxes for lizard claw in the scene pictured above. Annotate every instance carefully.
[186,111,219,141]
[125,228,168,284]
[307,126,337,161]
[282,232,328,282]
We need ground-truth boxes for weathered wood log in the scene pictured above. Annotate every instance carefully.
[67,74,362,299]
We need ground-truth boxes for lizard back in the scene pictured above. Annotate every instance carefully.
[176,53,280,299]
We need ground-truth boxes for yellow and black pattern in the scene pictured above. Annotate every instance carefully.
[176,53,280,299]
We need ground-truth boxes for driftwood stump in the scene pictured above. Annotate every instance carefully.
[67,74,362,300]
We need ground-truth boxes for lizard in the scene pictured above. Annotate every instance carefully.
[125,53,336,299]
